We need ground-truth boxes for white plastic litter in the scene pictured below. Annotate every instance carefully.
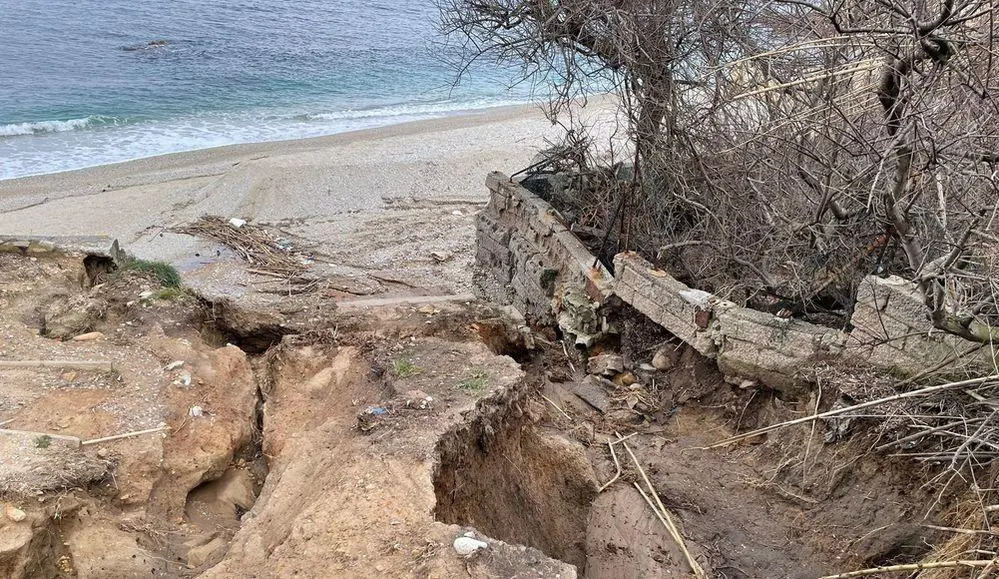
[453,537,488,556]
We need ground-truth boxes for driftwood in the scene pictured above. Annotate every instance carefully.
[178,216,307,276]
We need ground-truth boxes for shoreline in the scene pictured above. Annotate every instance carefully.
[0,102,543,196]
[0,99,570,266]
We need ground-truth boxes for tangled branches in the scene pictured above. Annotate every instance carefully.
[440,0,999,342]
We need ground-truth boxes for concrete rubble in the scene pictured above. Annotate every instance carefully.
[475,174,998,393]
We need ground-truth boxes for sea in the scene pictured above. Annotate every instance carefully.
[0,0,534,181]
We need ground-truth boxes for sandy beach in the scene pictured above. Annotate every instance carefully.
[0,104,552,233]
[0,104,568,297]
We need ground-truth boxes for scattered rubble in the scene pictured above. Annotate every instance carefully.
[0,236,979,579]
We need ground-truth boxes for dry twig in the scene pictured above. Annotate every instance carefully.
[818,559,994,578]
[704,375,999,449]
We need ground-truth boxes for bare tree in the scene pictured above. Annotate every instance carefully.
[440,0,999,342]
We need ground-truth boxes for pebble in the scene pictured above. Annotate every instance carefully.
[189,405,204,418]
[652,347,674,371]
[5,504,26,522]
[613,371,637,387]
[453,536,488,556]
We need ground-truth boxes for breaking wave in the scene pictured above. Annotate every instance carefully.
[0,116,113,137]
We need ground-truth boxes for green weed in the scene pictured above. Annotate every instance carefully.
[392,358,423,378]
[457,369,489,392]
[122,259,181,288]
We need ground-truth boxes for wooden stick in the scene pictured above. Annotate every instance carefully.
[541,395,573,423]
[704,375,999,449]
[247,268,292,279]
[0,360,114,371]
[597,432,639,492]
[874,418,987,452]
[921,524,999,536]
[597,440,622,493]
[618,433,707,578]
[818,559,993,578]
[561,341,577,374]
[81,426,169,446]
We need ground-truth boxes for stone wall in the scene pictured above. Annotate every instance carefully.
[846,275,996,375]
[615,252,846,393]
[475,173,997,393]
[475,173,612,325]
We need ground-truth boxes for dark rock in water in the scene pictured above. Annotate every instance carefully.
[122,40,169,52]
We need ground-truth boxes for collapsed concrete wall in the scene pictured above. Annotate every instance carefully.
[847,275,996,375]
[475,174,997,393]
[616,252,847,393]
[476,172,612,326]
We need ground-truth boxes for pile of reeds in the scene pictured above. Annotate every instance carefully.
[178,216,307,276]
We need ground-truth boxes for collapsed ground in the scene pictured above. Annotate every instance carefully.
[0,248,980,578]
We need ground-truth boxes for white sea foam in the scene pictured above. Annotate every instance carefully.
[0,97,533,180]
[0,117,96,137]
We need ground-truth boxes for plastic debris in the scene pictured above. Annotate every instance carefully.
[453,536,488,556]
[173,371,192,388]
[228,218,247,228]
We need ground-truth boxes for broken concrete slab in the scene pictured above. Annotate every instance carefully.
[573,375,615,412]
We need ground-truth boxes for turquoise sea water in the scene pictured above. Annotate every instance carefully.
[0,0,532,180]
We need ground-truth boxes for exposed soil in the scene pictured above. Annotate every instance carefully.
[0,248,970,578]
